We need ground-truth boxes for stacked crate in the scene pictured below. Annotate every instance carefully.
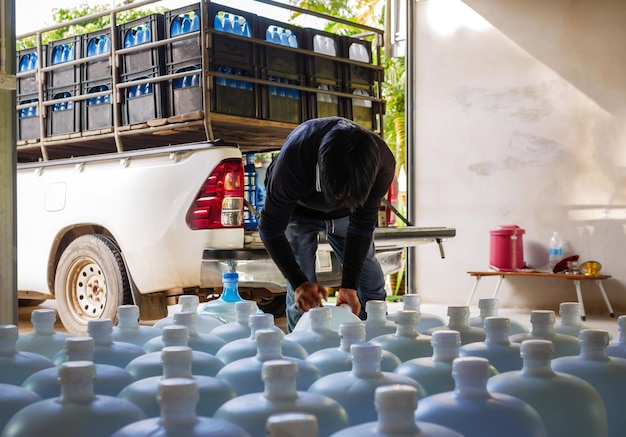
[340,36,380,131]
[258,18,306,123]
[16,48,43,141]
[46,36,81,136]
[303,29,343,120]
[82,30,113,131]
[118,14,166,125]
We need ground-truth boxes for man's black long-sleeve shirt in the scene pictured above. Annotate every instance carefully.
[259,117,396,291]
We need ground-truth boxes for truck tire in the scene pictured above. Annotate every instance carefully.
[55,234,131,335]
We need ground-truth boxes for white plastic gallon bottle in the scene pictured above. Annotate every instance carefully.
[459,317,523,373]
[112,378,250,437]
[307,343,426,426]
[0,324,55,386]
[548,231,563,270]
[394,330,461,396]
[487,339,608,437]
[2,361,146,437]
[0,384,41,432]
[307,322,401,375]
[414,357,548,437]
[266,412,319,437]
[369,310,433,362]
[468,298,528,335]
[53,319,145,368]
[210,300,260,342]
[329,384,464,437]
[126,325,224,379]
[118,346,235,418]
[510,310,580,358]
[363,300,397,341]
[155,295,225,333]
[388,294,446,333]
[284,307,341,354]
[216,328,320,395]
[551,329,626,437]
[23,336,135,398]
[425,306,485,345]
[293,304,361,333]
[214,360,350,437]
[554,302,601,338]
[111,305,162,348]
[144,311,225,355]
[607,315,626,358]
[15,309,71,359]
[216,313,307,364]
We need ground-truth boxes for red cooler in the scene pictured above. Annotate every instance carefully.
[489,225,525,271]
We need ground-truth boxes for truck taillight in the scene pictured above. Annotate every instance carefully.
[386,175,399,226]
[186,158,244,230]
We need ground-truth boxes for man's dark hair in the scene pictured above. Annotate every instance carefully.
[318,120,380,211]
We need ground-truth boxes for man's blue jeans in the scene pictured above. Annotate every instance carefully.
[284,214,386,332]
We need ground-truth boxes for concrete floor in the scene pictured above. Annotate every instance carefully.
[16,297,621,340]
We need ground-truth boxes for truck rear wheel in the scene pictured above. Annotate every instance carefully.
[55,234,131,335]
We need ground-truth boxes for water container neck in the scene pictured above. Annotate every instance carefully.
[521,358,555,377]
[117,315,139,330]
[256,343,283,361]
[479,307,498,318]
[454,378,490,399]
[352,357,382,378]
[161,402,199,428]
[90,331,113,346]
[580,345,610,362]
[432,345,458,363]
[32,322,55,336]
[0,339,17,355]
[396,320,418,338]
[163,361,193,379]
[377,410,420,435]
[61,378,96,403]
[485,328,510,345]
[311,318,332,333]
[67,349,94,362]
[531,322,555,337]
[264,378,298,401]
[222,280,242,302]
[448,315,470,330]
[339,334,361,352]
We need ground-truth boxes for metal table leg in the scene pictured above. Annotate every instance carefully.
[573,279,586,321]
[492,275,505,299]
[466,276,481,306]
[595,279,615,317]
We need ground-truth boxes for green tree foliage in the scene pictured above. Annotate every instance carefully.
[17,2,165,50]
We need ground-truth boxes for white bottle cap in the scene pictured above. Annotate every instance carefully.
[520,339,554,360]
[309,307,332,321]
[161,346,193,366]
[255,328,283,346]
[395,310,419,326]
[31,309,56,325]
[178,295,200,311]
[262,359,297,381]
[431,330,461,346]
[236,300,258,313]
[339,322,365,339]
[87,318,113,334]
[559,302,581,317]
[173,311,195,327]
[250,313,274,330]
[447,306,470,318]
[366,300,387,315]
[402,294,421,308]
[117,305,140,320]
[531,310,556,325]
[0,324,18,342]
[375,384,418,412]
[158,377,199,404]
[65,337,95,354]
[484,317,511,332]
[58,360,96,384]
[453,356,490,380]
[618,315,626,331]
[350,342,382,362]
[478,298,499,310]
[162,325,189,344]
[579,329,609,347]
[266,412,319,437]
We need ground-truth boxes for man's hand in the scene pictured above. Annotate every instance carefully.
[336,288,361,316]
[294,282,328,313]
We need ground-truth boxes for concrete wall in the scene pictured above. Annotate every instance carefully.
[411,0,626,315]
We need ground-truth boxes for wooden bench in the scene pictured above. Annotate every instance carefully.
[467,270,614,320]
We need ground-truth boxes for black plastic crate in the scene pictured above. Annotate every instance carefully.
[303,28,341,84]
[119,14,165,77]
[164,3,202,71]
[260,73,306,124]
[17,47,46,96]
[308,82,343,119]
[82,81,113,131]
[46,85,81,136]
[16,93,40,141]
[167,63,203,116]
[209,3,257,67]
[120,69,165,125]
[209,60,257,118]
[339,36,377,88]
[344,88,379,131]
[47,35,81,89]
[82,30,112,83]
[257,17,304,77]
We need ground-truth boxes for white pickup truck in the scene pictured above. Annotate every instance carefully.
[15,0,455,334]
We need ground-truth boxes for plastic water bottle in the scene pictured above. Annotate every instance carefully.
[243,153,258,229]
[607,316,626,358]
[201,272,246,323]
[548,231,563,270]
[221,13,233,33]
[459,317,523,373]
[181,13,192,34]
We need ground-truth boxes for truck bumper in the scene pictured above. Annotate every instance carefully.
[200,226,456,292]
